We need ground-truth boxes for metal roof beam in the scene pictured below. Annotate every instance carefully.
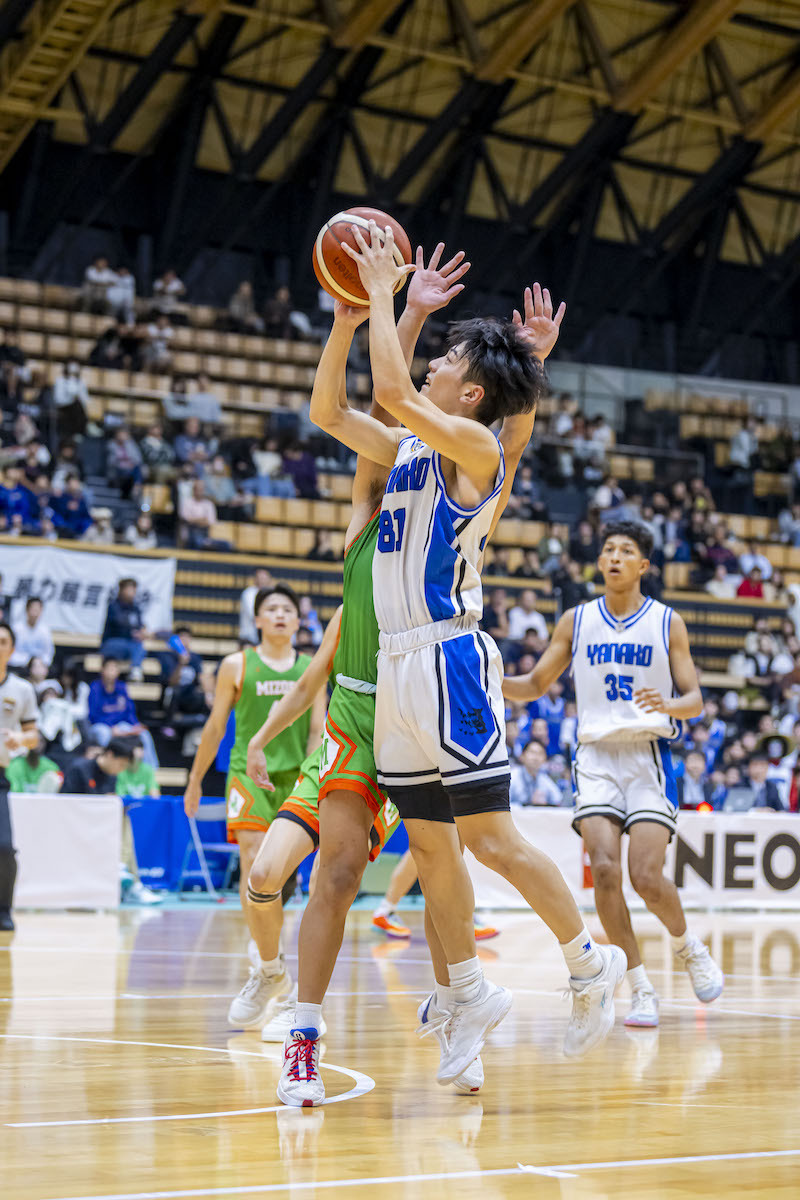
[331,0,403,49]
[475,0,574,83]
[93,10,202,148]
[745,63,800,141]
[613,0,742,114]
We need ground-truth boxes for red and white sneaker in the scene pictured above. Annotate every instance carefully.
[416,994,483,1093]
[372,912,411,939]
[276,1029,325,1108]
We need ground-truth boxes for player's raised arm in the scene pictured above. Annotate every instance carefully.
[309,305,404,468]
[352,243,472,511]
[488,284,565,542]
[246,608,342,787]
[343,222,501,496]
[184,653,241,817]
[502,609,575,703]
[634,611,704,719]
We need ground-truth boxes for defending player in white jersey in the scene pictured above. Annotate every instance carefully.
[319,220,626,1082]
[505,520,724,1027]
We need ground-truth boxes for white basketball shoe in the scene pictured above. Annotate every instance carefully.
[564,944,627,1057]
[436,981,512,1085]
[624,987,660,1028]
[416,994,484,1093]
[227,961,290,1029]
[676,935,724,1002]
[262,985,327,1042]
[277,1029,325,1107]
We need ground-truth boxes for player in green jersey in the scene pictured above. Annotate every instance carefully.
[184,583,325,1029]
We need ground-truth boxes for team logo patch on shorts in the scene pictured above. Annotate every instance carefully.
[458,706,488,737]
[227,784,248,820]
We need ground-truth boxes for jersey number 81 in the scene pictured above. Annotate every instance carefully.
[377,508,406,554]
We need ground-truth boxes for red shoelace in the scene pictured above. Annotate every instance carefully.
[287,1036,317,1082]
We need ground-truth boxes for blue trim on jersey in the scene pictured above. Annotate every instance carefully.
[661,605,671,654]
[598,595,654,631]
[431,438,506,517]
[657,739,678,809]
[571,604,585,657]
[424,494,461,622]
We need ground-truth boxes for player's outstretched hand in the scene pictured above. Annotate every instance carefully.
[246,746,275,792]
[333,299,369,329]
[634,687,670,714]
[341,221,416,296]
[406,242,470,315]
[512,282,566,362]
[184,779,201,819]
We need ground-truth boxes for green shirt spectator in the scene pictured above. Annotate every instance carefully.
[116,759,160,799]
[6,753,62,793]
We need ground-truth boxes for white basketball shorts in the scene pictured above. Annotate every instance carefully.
[374,617,510,795]
[571,738,679,837]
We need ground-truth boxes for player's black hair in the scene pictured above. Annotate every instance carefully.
[118,577,137,591]
[106,737,134,761]
[0,621,15,646]
[254,582,300,618]
[522,738,548,755]
[446,317,549,426]
[175,625,192,635]
[101,655,120,668]
[600,520,654,560]
[26,595,43,610]
[748,752,768,766]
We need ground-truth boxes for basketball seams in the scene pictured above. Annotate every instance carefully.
[314,207,410,305]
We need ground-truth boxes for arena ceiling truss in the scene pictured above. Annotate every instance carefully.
[1,0,800,377]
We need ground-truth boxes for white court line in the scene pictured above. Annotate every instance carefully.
[34,1148,800,1200]
[0,1035,373,1127]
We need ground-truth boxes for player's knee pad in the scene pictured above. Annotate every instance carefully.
[246,879,281,905]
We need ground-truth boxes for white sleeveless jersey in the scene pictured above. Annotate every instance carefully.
[372,434,505,635]
[571,596,680,744]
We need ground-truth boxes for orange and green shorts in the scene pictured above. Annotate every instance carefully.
[319,685,384,817]
[225,768,297,844]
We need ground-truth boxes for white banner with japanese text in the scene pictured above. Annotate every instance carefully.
[0,545,175,635]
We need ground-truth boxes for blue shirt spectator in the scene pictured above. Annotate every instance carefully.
[49,475,93,537]
[88,662,138,728]
[1,466,39,532]
[101,578,147,674]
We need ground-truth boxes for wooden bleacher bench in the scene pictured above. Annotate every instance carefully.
[156,766,188,788]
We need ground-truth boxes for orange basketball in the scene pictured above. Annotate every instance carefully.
[313,206,413,307]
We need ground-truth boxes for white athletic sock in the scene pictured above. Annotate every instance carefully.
[374,897,393,919]
[435,983,455,1010]
[448,957,484,1005]
[561,928,605,980]
[257,954,283,974]
[671,931,691,955]
[627,964,652,993]
[293,1002,323,1035]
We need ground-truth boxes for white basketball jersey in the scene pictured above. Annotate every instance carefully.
[372,434,505,635]
[572,596,679,744]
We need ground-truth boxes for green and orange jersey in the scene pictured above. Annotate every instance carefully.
[228,647,312,779]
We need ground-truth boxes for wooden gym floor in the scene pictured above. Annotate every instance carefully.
[2,905,800,1199]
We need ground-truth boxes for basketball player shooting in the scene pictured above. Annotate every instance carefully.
[504,520,724,1026]
[323,221,626,1082]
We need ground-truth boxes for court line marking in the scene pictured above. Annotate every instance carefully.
[34,1148,800,1200]
[0,1035,373,1127]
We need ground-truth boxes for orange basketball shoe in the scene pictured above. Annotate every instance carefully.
[372,912,411,939]
[473,919,499,941]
